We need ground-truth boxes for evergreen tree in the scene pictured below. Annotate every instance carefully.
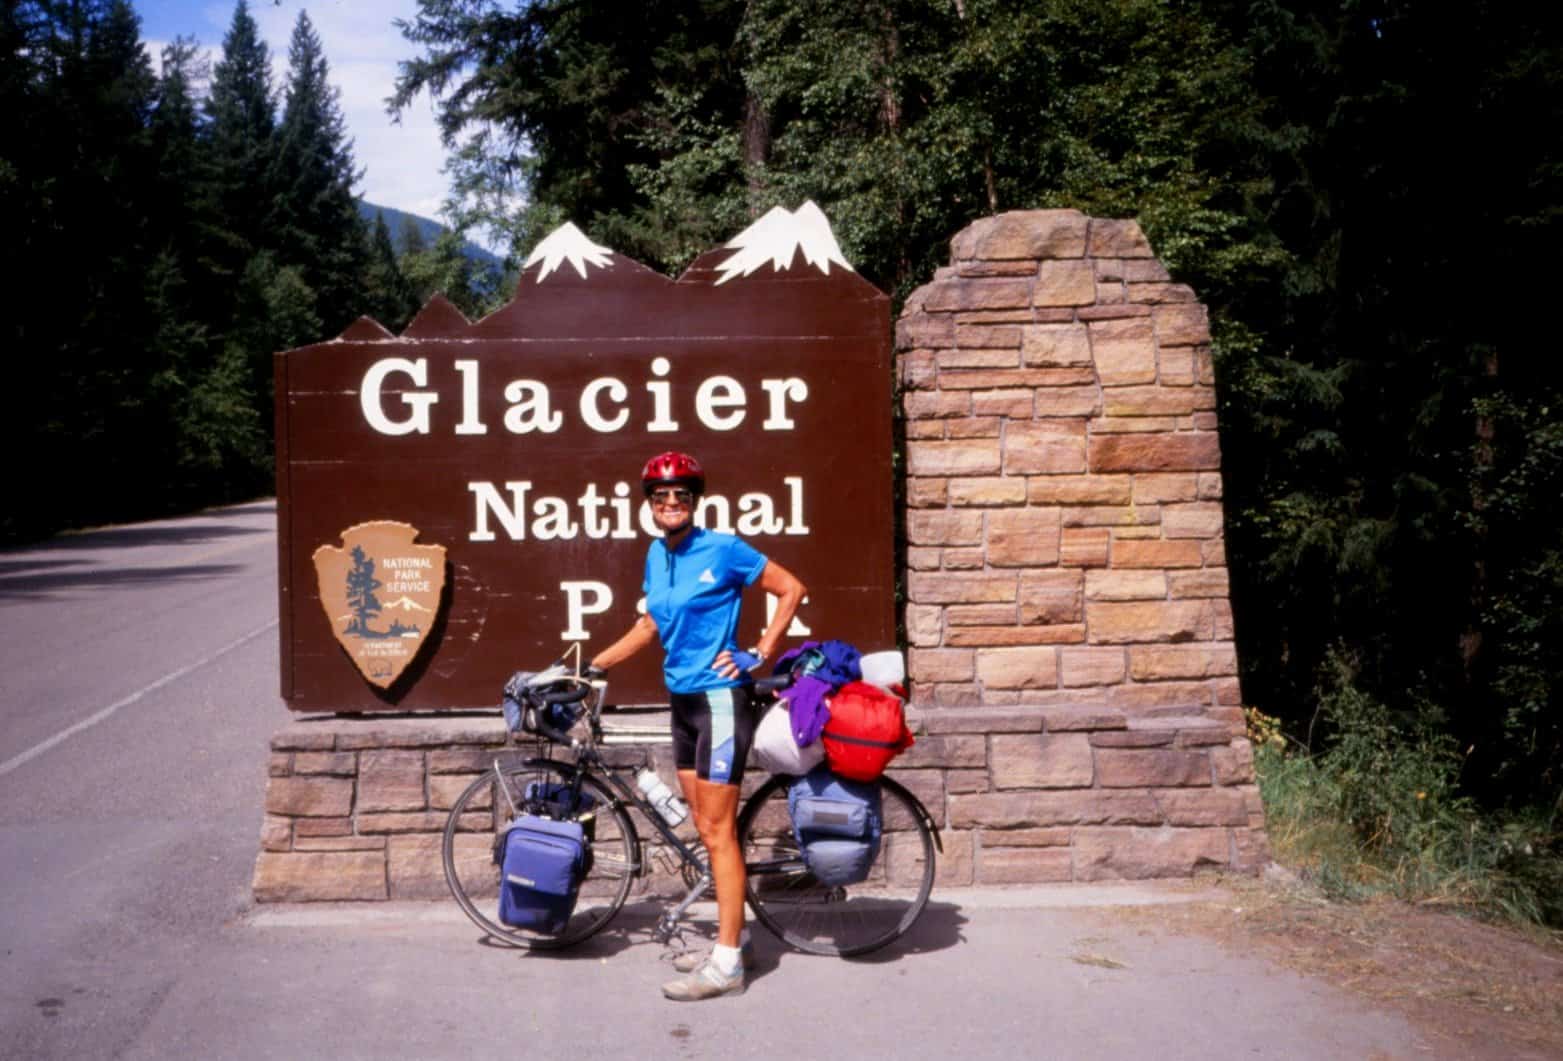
[206,0,276,285]
[363,211,419,331]
[272,9,369,336]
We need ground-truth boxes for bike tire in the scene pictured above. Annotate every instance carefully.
[442,758,639,950]
[739,773,936,957]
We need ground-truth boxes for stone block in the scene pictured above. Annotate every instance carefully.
[358,811,477,834]
[1151,788,1249,826]
[952,209,1089,260]
[1131,473,1198,504]
[907,509,985,546]
[955,259,1039,277]
[928,683,986,706]
[252,851,387,902]
[907,546,941,570]
[946,625,1084,647]
[1091,729,1176,748]
[387,834,451,900]
[950,790,1160,829]
[260,815,292,852]
[890,828,972,888]
[949,476,1027,506]
[977,846,1073,884]
[265,775,353,818]
[1157,345,1198,385]
[430,773,489,812]
[908,648,976,683]
[1128,282,1197,304]
[946,547,985,571]
[1096,749,1211,788]
[1057,647,1127,687]
[907,604,944,647]
[898,350,938,390]
[358,750,427,813]
[970,390,1035,419]
[1059,527,1110,567]
[1033,385,1104,419]
[1004,421,1087,475]
[1129,644,1237,680]
[1110,538,1204,568]
[926,279,1036,313]
[1073,827,1228,880]
[1026,475,1131,506]
[1231,827,1271,873]
[987,507,1063,566]
[1197,473,1224,500]
[295,818,354,838]
[293,835,386,852]
[1086,601,1212,644]
[895,734,986,769]
[1085,570,1168,601]
[271,725,337,752]
[954,324,1023,349]
[907,477,949,506]
[1019,571,1084,624]
[908,572,1015,604]
[1101,386,1213,417]
[908,439,1002,477]
[982,827,1071,847]
[1021,323,1092,367]
[942,367,1096,390]
[1108,682,1226,710]
[948,603,1020,626]
[1203,539,1227,566]
[1089,318,1157,386]
[1161,502,1226,539]
[947,417,1002,439]
[977,647,1059,690]
[896,314,955,350]
[1088,219,1154,258]
[442,832,502,902]
[891,769,948,825]
[1211,741,1257,785]
[292,751,356,776]
[1060,505,1159,528]
[916,707,1046,734]
[1034,260,1096,306]
[1078,304,1152,321]
[991,732,1093,787]
[947,770,991,794]
[904,390,972,418]
[1154,304,1211,346]
[1088,432,1222,473]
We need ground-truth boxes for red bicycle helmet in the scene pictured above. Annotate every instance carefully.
[641,451,705,497]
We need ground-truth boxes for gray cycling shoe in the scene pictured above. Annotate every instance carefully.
[662,959,746,1001]
[671,940,756,974]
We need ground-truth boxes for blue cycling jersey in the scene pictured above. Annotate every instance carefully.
[643,527,768,694]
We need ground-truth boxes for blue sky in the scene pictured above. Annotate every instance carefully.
[135,0,459,233]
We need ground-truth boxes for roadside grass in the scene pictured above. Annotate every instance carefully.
[1250,709,1563,934]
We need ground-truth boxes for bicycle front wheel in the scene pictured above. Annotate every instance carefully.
[442,758,638,950]
[739,773,935,957]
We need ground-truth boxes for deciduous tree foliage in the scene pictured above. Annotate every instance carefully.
[396,0,1562,817]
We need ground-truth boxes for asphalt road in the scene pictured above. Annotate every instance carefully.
[0,502,1434,1059]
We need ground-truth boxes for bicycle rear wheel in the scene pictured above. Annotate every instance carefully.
[442,758,638,949]
[739,773,936,957]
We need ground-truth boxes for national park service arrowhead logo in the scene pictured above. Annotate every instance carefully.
[312,521,447,689]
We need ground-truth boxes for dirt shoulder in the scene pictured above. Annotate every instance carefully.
[1097,871,1563,1060]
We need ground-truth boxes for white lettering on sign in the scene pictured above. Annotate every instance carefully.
[767,591,813,636]
[695,375,746,431]
[360,358,437,435]
[454,360,487,435]
[357,357,814,437]
[467,479,811,543]
[560,581,613,639]
[503,380,564,434]
[580,377,630,432]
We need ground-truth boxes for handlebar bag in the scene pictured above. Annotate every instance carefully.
[752,704,827,776]
[788,767,882,886]
[820,681,915,782]
[495,814,588,934]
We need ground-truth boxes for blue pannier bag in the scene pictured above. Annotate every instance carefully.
[788,766,882,886]
[495,814,588,934]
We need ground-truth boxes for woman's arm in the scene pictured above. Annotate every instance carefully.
[751,560,806,662]
[590,613,658,672]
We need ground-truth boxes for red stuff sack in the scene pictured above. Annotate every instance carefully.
[820,681,915,782]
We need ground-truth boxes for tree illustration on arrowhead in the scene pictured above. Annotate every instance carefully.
[344,545,383,636]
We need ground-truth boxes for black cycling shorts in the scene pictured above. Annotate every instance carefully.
[670,685,757,786]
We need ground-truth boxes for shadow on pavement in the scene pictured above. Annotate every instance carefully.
[0,562,247,599]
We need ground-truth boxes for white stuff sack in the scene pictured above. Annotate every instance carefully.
[751,704,826,776]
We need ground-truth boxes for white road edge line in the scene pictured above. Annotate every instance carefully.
[0,619,279,778]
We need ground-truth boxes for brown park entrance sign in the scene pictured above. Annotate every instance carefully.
[275,203,894,711]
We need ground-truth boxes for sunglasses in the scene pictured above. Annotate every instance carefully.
[650,487,694,505]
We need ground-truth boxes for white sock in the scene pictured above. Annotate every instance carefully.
[711,943,743,976]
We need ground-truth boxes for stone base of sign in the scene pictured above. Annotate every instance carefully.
[252,704,1267,903]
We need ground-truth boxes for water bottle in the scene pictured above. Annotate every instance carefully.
[635,768,689,826]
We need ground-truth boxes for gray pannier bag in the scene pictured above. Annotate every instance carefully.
[787,766,883,886]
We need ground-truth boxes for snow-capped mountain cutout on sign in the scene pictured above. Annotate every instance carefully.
[523,222,615,282]
[715,201,854,285]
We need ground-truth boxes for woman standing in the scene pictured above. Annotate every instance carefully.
[590,451,806,1001]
